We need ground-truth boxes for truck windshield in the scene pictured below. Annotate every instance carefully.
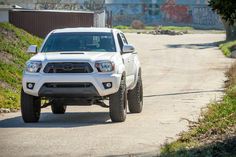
[41,32,116,52]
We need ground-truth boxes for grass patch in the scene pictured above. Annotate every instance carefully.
[0,88,20,109]
[219,40,236,57]
[160,26,194,31]
[113,25,194,33]
[113,25,225,34]
[160,62,236,156]
[113,25,130,29]
[0,22,43,109]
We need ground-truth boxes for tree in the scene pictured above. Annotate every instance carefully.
[209,0,236,40]
[84,0,105,11]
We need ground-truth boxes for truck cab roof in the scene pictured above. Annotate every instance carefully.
[53,27,119,33]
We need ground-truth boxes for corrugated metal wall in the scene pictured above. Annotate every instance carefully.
[9,10,94,38]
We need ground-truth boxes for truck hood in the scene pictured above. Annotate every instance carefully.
[30,52,117,62]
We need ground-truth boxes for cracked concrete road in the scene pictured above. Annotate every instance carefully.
[0,33,233,157]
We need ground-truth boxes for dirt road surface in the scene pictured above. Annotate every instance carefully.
[0,33,233,157]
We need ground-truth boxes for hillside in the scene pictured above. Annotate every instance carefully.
[0,23,43,110]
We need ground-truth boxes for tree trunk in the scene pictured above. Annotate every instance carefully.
[222,19,236,41]
[231,25,236,40]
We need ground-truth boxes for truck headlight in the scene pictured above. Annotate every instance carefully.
[95,61,114,72]
[26,61,42,73]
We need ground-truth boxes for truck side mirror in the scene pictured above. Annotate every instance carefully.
[27,45,38,54]
[122,45,135,53]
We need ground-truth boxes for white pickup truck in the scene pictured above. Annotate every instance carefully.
[21,28,143,123]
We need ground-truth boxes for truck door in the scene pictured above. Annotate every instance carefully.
[117,33,133,87]
[120,33,135,78]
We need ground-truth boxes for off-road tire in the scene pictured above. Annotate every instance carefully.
[51,100,66,114]
[109,77,127,122]
[21,89,41,123]
[128,70,143,113]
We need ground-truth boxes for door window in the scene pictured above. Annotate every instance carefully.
[117,34,124,52]
[120,33,128,44]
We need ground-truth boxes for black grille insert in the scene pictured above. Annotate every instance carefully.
[44,62,93,73]
[44,83,93,88]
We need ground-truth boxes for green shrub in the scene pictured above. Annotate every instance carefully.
[113,25,130,29]
[0,22,43,109]
[219,40,236,57]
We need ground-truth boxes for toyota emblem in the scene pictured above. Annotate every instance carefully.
[63,63,73,71]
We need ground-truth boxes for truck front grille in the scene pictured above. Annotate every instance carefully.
[44,83,93,88]
[43,62,93,73]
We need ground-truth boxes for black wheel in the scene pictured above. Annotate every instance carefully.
[128,70,143,113]
[21,89,41,123]
[51,100,66,114]
[109,77,127,122]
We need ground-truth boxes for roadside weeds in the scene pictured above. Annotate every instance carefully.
[219,40,236,57]
[0,22,43,109]
[159,49,236,157]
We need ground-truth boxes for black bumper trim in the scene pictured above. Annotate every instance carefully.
[38,83,99,98]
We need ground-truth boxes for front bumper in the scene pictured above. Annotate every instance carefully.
[38,83,99,97]
[22,73,122,97]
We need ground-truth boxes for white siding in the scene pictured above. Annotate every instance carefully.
[0,10,9,22]
[94,10,105,27]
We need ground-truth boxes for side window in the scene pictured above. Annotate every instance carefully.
[120,33,128,44]
[117,34,124,51]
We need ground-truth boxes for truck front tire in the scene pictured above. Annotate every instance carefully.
[128,71,143,113]
[109,77,127,122]
[21,89,41,123]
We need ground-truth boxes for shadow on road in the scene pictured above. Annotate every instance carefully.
[0,112,111,128]
[109,151,160,157]
[166,41,225,50]
[144,89,224,98]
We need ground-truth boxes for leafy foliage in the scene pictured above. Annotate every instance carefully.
[219,40,236,57]
[208,0,236,25]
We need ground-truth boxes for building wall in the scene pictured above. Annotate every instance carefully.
[0,10,9,22]
[1,0,223,29]
[0,0,105,11]
[94,10,106,27]
[1,0,106,27]
[106,0,223,29]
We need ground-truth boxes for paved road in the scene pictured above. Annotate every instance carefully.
[0,33,233,157]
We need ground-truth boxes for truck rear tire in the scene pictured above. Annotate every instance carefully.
[109,77,127,122]
[21,89,41,123]
[51,100,66,114]
[128,71,143,113]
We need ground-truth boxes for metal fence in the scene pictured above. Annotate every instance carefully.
[9,10,94,38]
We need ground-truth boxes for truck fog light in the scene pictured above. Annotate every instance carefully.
[27,83,35,89]
[103,82,112,89]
